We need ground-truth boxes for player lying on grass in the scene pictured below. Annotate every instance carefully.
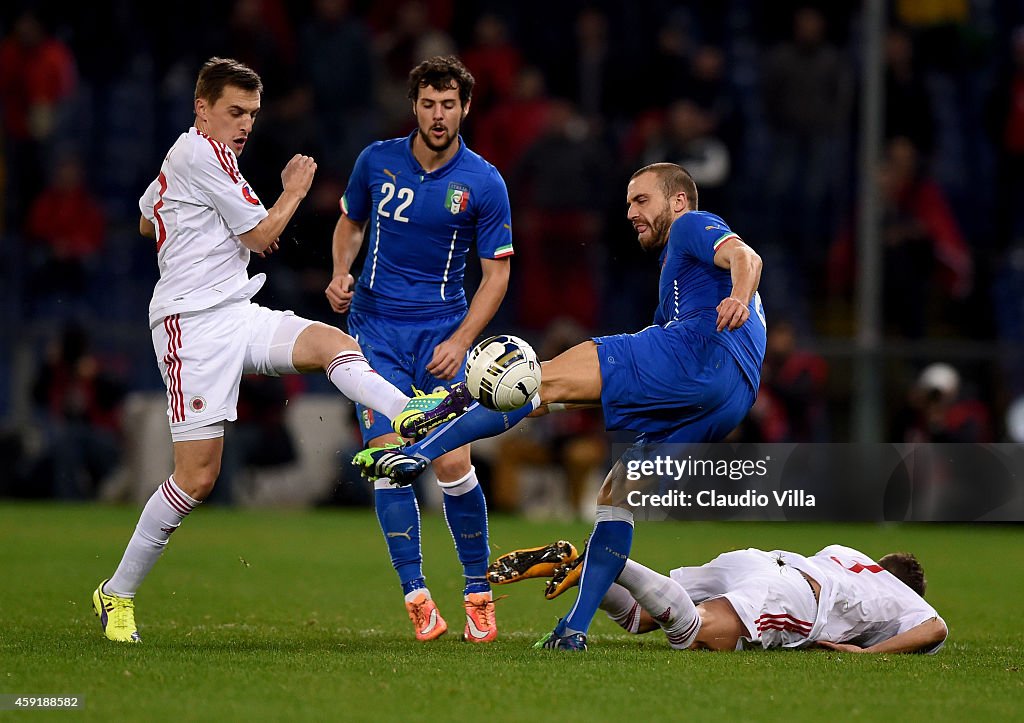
[488,541,948,653]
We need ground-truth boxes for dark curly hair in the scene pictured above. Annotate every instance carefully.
[407,55,475,105]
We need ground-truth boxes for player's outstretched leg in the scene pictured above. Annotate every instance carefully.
[487,540,579,585]
[357,396,540,485]
[353,445,429,485]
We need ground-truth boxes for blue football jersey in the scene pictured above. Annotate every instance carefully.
[341,132,513,320]
[656,210,766,390]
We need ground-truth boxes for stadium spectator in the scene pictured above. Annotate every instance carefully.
[91,57,455,645]
[828,136,973,338]
[542,7,626,126]
[371,0,455,139]
[472,65,553,175]
[30,323,125,500]
[893,362,993,443]
[988,26,1024,250]
[225,0,298,82]
[760,6,852,275]
[884,26,935,153]
[325,56,511,644]
[750,319,829,442]
[0,9,77,225]
[636,22,694,113]
[299,0,376,176]
[490,541,947,654]
[23,152,106,310]
[511,100,614,331]
[636,100,731,216]
[460,13,521,115]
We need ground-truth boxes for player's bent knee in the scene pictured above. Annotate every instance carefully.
[292,322,361,372]
[171,463,221,500]
[432,452,472,483]
[185,472,219,500]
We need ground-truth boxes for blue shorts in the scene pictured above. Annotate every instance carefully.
[348,310,467,444]
[594,323,757,444]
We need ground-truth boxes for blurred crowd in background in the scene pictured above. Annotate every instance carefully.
[2,0,1024,508]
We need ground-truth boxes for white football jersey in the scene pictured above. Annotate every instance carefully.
[139,127,269,328]
[783,544,946,654]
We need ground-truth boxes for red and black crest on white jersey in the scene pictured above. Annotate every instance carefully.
[242,184,261,205]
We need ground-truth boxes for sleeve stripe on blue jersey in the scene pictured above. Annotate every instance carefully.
[713,232,740,251]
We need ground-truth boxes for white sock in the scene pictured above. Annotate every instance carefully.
[437,466,478,496]
[600,583,643,633]
[404,587,432,604]
[105,476,200,597]
[617,559,701,649]
[326,351,409,420]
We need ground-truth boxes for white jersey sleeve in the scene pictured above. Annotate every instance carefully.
[139,176,160,222]
[190,134,267,235]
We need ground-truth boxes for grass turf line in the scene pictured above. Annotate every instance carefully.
[1,502,1021,721]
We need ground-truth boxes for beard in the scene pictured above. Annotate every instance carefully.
[639,207,674,251]
[419,125,456,153]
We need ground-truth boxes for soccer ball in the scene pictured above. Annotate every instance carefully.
[465,335,541,412]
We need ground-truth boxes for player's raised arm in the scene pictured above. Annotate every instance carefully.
[713,238,762,332]
[238,154,316,255]
[325,213,366,314]
[427,256,511,379]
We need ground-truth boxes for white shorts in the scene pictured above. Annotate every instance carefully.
[670,548,817,647]
[151,300,313,439]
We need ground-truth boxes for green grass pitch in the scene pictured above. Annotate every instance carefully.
[1,502,1021,721]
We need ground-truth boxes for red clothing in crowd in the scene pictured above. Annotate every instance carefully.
[0,33,75,139]
[26,185,106,259]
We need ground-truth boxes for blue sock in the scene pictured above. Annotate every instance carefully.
[406,398,538,462]
[440,468,490,595]
[374,485,425,594]
[560,506,635,636]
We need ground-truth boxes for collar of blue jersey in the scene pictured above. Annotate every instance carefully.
[405,130,467,178]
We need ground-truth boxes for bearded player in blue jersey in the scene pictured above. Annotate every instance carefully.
[356,162,766,650]
[325,57,512,643]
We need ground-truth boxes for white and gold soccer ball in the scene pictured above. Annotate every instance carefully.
[465,335,541,412]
